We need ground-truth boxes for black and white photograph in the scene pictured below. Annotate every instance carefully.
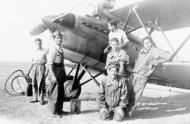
[1,0,190,124]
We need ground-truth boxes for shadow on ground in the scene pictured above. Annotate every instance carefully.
[80,109,99,114]
[128,93,190,120]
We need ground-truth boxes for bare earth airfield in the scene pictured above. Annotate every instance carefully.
[1,62,190,124]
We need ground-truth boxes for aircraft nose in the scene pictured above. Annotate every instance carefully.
[30,13,75,35]
[53,13,75,29]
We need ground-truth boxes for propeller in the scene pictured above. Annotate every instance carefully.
[30,23,47,35]
[30,13,75,35]
[29,2,84,36]
[30,15,59,36]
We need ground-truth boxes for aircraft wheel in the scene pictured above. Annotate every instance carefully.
[64,79,81,101]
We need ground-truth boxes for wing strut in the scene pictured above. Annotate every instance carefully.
[123,9,132,31]
[123,9,143,34]
[80,72,102,86]
[132,7,156,46]
[155,21,180,60]
[80,64,100,87]
[169,34,190,61]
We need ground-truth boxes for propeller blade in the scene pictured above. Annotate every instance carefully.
[30,23,47,35]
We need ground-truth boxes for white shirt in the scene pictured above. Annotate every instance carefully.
[47,43,64,65]
[108,29,128,45]
[32,48,47,64]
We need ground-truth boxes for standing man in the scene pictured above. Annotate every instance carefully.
[104,20,129,53]
[47,31,66,118]
[31,38,47,105]
[92,0,119,21]
[128,37,170,116]
[106,38,129,77]
[99,63,128,121]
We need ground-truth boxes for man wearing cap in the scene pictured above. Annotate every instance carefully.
[30,38,47,105]
[106,38,129,77]
[127,37,170,116]
[47,31,66,118]
[98,63,128,121]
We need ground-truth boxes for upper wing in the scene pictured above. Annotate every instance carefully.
[111,0,190,31]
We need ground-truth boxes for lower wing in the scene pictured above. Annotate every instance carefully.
[151,62,190,89]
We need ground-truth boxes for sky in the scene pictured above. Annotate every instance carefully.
[0,0,83,62]
[0,0,190,62]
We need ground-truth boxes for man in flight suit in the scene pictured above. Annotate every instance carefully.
[99,63,128,121]
[128,37,170,116]
[106,38,129,77]
[47,31,66,118]
[30,38,46,105]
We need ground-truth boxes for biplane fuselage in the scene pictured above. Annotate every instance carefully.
[30,0,190,93]
[44,13,140,72]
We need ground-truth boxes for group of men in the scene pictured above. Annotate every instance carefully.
[29,18,169,120]
[30,31,66,118]
[98,20,169,121]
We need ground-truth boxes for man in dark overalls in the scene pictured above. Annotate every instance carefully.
[47,31,66,118]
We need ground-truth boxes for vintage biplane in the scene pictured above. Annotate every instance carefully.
[27,0,190,100]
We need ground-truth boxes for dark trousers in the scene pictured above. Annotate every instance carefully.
[47,66,66,115]
[118,62,131,79]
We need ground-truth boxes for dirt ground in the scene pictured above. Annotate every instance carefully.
[1,62,190,124]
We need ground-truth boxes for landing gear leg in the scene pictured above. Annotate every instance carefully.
[64,63,83,101]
